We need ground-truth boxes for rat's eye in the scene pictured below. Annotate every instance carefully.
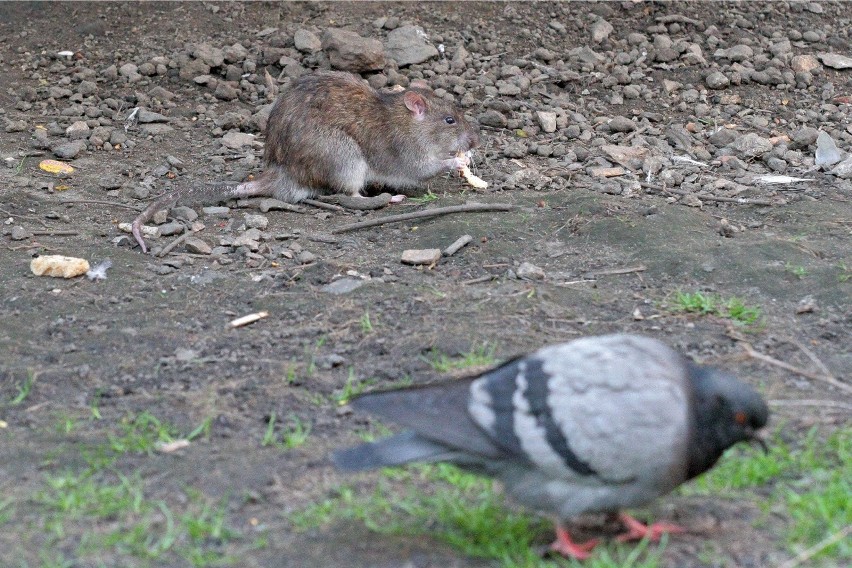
[734,411,747,425]
[444,116,456,125]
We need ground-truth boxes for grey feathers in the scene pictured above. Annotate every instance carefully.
[333,334,769,521]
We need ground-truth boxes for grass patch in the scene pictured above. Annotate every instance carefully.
[667,290,763,327]
[410,190,439,204]
[293,463,666,567]
[332,368,377,406]
[360,311,375,333]
[9,369,36,405]
[424,343,498,374]
[686,426,850,562]
[262,411,311,449]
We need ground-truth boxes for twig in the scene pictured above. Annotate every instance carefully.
[585,265,646,277]
[776,525,852,568]
[462,275,495,286]
[302,198,345,212]
[639,182,780,206]
[740,342,852,395]
[156,227,202,257]
[331,203,517,234]
[769,399,852,412]
[789,339,836,380]
[60,199,143,210]
[31,230,79,236]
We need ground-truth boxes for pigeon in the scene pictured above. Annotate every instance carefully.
[333,334,769,559]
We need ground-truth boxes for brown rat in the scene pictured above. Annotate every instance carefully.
[131,70,481,252]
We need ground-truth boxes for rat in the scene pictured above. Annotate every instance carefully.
[131,70,481,252]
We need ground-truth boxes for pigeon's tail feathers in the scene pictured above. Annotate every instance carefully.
[333,431,459,472]
[350,378,505,459]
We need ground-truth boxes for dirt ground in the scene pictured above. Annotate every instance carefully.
[0,2,849,567]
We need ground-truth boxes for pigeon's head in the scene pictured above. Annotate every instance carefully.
[686,363,769,479]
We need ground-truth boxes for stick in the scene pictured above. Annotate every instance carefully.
[31,230,79,236]
[740,343,852,395]
[639,182,780,206]
[302,199,345,212]
[776,525,852,568]
[156,226,202,258]
[60,199,143,210]
[443,234,473,257]
[331,203,517,234]
[789,339,836,380]
[585,265,646,277]
[769,399,852,412]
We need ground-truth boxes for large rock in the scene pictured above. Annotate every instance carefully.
[385,25,438,67]
[322,28,385,72]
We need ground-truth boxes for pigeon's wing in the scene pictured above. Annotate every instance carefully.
[469,334,692,486]
[348,376,507,459]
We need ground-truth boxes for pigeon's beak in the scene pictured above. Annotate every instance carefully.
[747,429,769,454]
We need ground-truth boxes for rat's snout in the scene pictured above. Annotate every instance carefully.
[465,128,481,150]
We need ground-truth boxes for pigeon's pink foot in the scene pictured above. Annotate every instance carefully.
[615,513,685,542]
[550,524,600,560]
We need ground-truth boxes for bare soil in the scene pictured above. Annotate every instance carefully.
[0,2,849,567]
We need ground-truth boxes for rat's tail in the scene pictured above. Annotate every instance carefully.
[131,180,267,253]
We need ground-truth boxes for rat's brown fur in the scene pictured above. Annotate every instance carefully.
[132,71,480,252]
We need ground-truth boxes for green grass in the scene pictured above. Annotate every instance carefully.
[424,343,498,374]
[292,463,666,567]
[785,262,808,279]
[9,369,36,405]
[360,311,375,333]
[332,368,377,406]
[685,426,851,562]
[410,190,439,204]
[837,262,851,282]
[296,426,850,566]
[6,410,253,566]
[262,411,311,449]
[668,290,763,327]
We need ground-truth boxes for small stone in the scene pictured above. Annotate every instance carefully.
[536,111,558,133]
[322,277,365,295]
[174,348,198,362]
[607,116,635,133]
[795,295,818,314]
[479,109,508,128]
[203,206,231,217]
[385,25,438,67]
[829,155,852,179]
[221,131,255,149]
[516,262,545,280]
[184,237,212,254]
[244,214,269,229]
[818,52,852,69]
[298,250,317,264]
[790,127,819,149]
[709,128,738,147]
[98,177,124,190]
[790,55,821,73]
[52,140,86,159]
[137,109,169,123]
[10,226,32,241]
[733,133,772,158]
[401,248,441,265]
[171,206,198,222]
[322,28,386,73]
[705,71,730,89]
[65,121,90,140]
[294,29,322,53]
[590,19,614,43]
[815,131,842,166]
[158,221,184,237]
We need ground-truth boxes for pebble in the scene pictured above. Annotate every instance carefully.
[401,249,441,265]
[52,140,86,159]
[536,111,557,134]
[705,71,730,89]
[516,262,545,280]
[322,277,365,295]
[815,131,841,166]
[184,237,212,254]
[298,250,317,264]
[294,29,321,53]
[733,133,772,158]
[10,226,32,240]
[244,214,269,229]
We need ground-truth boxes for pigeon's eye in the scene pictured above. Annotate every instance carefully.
[734,411,747,425]
[445,116,456,125]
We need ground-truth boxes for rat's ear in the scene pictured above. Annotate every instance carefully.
[409,79,430,90]
[404,91,428,119]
